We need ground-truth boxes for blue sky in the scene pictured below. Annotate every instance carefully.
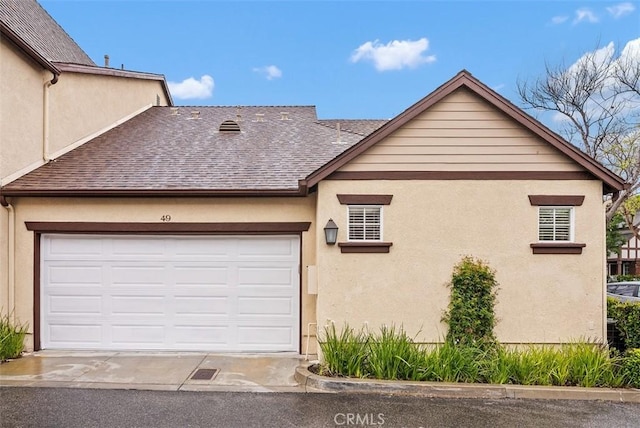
[40,0,639,123]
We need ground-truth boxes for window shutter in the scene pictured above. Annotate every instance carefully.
[348,206,381,241]
[538,207,572,241]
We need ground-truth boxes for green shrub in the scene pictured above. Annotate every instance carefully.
[0,313,28,361]
[608,299,640,349]
[442,257,498,349]
[622,349,640,388]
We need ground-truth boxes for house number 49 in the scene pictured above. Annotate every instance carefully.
[160,215,172,222]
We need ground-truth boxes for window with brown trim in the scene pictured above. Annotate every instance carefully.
[335,194,393,253]
[529,195,585,254]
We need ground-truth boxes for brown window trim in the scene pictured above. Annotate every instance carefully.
[337,194,393,205]
[338,242,393,253]
[530,243,586,254]
[528,195,584,206]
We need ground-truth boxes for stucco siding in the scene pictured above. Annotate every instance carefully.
[48,72,169,155]
[338,88,584,173]
[316,179,606,345]
[10,196,317,352]
[0,38,46,181]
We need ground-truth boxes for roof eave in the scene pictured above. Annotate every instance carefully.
[0,21,60,77]
[54,62,174,106]
[0,187,308,198]
[305,70,626,194]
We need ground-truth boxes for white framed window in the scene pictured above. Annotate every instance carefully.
[538,206,573,242]
[348,205,382,241]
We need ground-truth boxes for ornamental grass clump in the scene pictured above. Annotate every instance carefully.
[318,323,369,378]
[367,325,426,381]
[0,313,28,361]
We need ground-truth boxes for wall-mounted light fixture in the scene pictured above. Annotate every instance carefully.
[324,219,338,245]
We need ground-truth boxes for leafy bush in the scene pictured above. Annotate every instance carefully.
[608,298,640,349]
[0,313,28,361]
[621,349,640,388]
[442,257,498,349]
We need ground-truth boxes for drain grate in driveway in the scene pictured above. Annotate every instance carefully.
[190,368,219,380]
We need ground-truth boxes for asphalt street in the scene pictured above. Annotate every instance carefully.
[1,387,639,428]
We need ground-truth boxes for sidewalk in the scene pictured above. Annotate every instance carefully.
[0,351,304,392]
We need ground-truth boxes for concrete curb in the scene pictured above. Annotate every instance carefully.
[295,364,640,402]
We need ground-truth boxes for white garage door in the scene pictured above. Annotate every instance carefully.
[41,234,300,352]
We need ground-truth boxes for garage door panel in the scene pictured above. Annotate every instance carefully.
[173,238,234,257]
[42,235,300,352]
[173,265,230,285]
[49,296,102,314]
[49,324,102,345]
[238,297,293,315]
[47,265,103,285]
[174,326,229,345]
[237,238,295,257]
[112,325,165,344]
[48,237,102,257]
[110,296,165,314]
[111,239,165,256]
[237,326,294,346]
[110,265,167,285]
[174,296,229,314]
[237,266,296,286]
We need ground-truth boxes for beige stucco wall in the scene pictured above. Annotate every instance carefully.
[0,38,46,181]
[48,72,169,155]
[9,196,317,352]
[315,179,606,345]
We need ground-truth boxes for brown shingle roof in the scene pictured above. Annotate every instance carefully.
[2,106,368,195]
[0,0,94,66]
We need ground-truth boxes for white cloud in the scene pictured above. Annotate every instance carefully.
[253,65,282,80]
[573,8,599,24]
[350,38,436,71]
[168,75,214,100]
[607,2,635,18]
[551,15,569,24]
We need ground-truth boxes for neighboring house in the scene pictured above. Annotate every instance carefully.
[0,62,624,352]
[608,235,640,277]
[0,0,172,321]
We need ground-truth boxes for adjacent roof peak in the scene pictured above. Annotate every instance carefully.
[0,0,95,66]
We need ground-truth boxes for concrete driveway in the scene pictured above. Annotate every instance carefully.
[0,351,305,392]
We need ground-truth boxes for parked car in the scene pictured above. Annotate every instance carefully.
[607,281,640,303]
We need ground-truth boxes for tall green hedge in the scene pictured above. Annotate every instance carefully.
[608,298,640,350]
[442,257,498,349]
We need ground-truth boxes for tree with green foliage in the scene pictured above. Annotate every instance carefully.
[442,257,499,349]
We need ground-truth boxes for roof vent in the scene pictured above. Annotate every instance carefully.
[170,107,180,116]
[280,112,290,121]
[190,111,200,119]
[332,122,348,145]
[236,106,242,122]
[254,113,265,122]
[219,120,241,133]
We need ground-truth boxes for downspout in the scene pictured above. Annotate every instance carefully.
[1,196,15,322]
[43,72,59,162]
